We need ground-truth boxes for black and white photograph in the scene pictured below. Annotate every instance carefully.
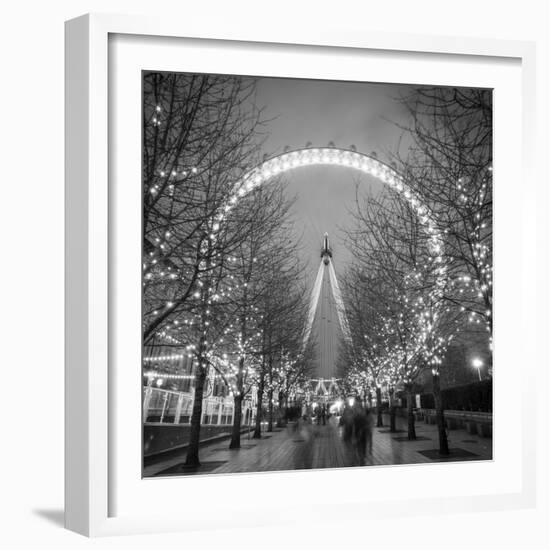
[5,0,549,545]
[141,72,493,477]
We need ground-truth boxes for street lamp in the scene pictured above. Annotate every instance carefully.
[471,357,483,381]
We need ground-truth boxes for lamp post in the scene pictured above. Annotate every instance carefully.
[472,357,483,381]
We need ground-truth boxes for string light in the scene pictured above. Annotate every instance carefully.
[142,142,490,405]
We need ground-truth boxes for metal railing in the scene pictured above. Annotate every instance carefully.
[419,409,492,422]
[143,386,237,426]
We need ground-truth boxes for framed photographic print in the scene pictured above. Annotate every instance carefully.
[65,13,537,536]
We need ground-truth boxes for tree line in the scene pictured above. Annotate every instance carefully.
[339,87,493,455]
[143,72,313,467]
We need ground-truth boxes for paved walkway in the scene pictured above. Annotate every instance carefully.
[145,414,492,478]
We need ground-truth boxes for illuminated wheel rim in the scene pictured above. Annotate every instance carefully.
[216,147,446,293]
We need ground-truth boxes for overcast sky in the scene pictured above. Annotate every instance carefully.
[253,76,414,285]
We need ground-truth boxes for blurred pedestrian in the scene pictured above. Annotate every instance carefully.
[298,414,312,440]
[365,407,374,455]
[341,400,354,444]
[294,414,314,469]
[315,404,322,426]
[353,397,368,464]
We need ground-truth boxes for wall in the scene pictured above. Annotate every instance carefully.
[143,423,243,458]
[1,1,549,548]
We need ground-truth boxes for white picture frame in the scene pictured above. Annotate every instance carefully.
[65,13,537,537]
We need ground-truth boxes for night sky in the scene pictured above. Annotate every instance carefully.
[253,76,414,284]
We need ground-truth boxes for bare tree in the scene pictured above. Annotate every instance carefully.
[339,271,390,428]
[214,182,308,449]
[142,72,272,467]
[252,273,307,432]
[342,185,457,447]
[266,281,312,431]
[396,87,493,343]
[142,72,265,345]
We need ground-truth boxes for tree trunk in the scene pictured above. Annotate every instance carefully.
[229,394,243,449]
[433,371,449,455]
[267,388,274,432]
[184,358,207,467]
[389,405,396,432]
[284,394,289,423]
[389,388,396,432]
[267,351,274,432]
[253,371,265,439]
[230,304,248,449]
[407,387,416,440]
[229,353,245,449]
[276,391,285,428]
[376,386,383,427]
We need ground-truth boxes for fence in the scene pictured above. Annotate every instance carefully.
[417,379,492,412]
[418,408,492,437]
[143,386,238,426]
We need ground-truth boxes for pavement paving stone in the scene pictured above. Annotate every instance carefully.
[145,414,493,478]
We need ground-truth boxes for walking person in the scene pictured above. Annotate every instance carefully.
[353,397,368,465]
[341,400,354,444]
[294,414,314,469]
[365,406,374,455]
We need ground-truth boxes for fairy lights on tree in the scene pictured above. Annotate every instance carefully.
[142,73,492,467]
[397,87,493,346]
[341,181,449,437]
[142,72,269,467]
[339,88,492,453]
